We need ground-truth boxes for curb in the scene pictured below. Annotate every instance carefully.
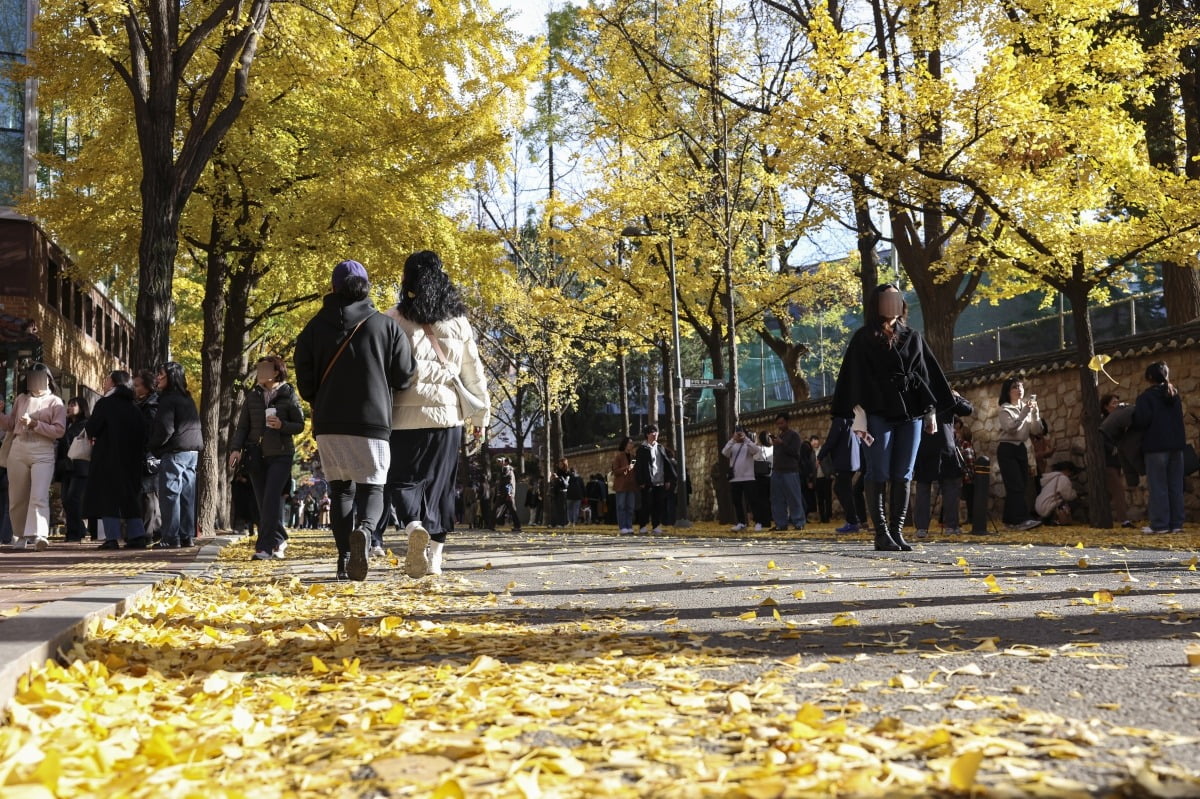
[0,536,236,713]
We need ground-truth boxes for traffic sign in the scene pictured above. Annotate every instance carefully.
[683,378,726,390]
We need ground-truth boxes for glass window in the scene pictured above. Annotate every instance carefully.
[0,0,27,57]
[0,128,20,205]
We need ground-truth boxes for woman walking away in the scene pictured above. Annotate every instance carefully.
[149,362,204,548]
[86,371,150,549]
[830,285,956,552]
[997,376,1043,531]
[1134,361,1187,534]
[57,396,90,542]
[230,356,306,561]
[296,260,416,581]
[723,426,762,532]
[386,250,489,578]
[613,436,638,535]
[0,363,66,550]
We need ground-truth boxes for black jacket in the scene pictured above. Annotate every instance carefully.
[294,294,416,441]
[831,324,954,422]
[914,395,974,483]
[1133,384,1186,453]
[230,382,305,459]
[817,417,861,474]
[56,417,90,479]
[149,390,203,455]
[634,442,678,487]
[84,387,147,518]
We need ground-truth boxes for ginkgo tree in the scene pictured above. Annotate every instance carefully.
[26,0,538,531]
[793,0,1200,527]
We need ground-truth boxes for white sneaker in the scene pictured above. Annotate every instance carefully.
[34,537,49,551]
[730,523,746,532]
[274,540,289,558]
[915,529,928,539]
[1142,526,1168,535]
[369,545,385,558]
[653,526,665,535]
[1171,528,1184,534]
[639,526,649,534]
[428,540,444,575]
[754,524,763,531]
[619,528,633,536]
[405,523,431,578]
[1018,519,1042,531]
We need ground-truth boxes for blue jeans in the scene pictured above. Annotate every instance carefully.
[864,416,923,482]
[615,490,637,530]
[158,451,198,545]
[1144,450,1184,531]
[770,471,806,529]
[102,516,147,542]
[567,499,582,524]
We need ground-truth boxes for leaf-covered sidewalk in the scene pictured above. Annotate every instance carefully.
[2,528,1199,798]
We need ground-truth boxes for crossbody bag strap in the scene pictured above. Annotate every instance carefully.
[422,324,455,373]
[320,314,372,388]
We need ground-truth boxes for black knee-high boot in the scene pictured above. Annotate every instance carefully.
[865,481,899,551]
[889,478,914,551]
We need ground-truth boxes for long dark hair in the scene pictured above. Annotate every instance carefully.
[67,395,90,421]
[866,284,908,348]
[157,361,191,397]
[999,376,1024,406]
[1145,360,1178,397]
[396,250,468,324]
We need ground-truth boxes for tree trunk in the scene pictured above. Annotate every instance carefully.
[646,359,658,428]
[660,341,676,450]
[1066,282,1113,528]
[617,346,630,438]
[196,238,227,536]
[920,296,958,373]
[217,265,257,530]
[850,181,881,320]
[133,194,179,368]
[707,328,734,524]
[759,329,810,401]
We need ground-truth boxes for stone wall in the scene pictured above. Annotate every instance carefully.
[565,321,1200,523]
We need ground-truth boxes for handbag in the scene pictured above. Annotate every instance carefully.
[67,431,93,461]
[423,324,488,417]
[754,460,771,478]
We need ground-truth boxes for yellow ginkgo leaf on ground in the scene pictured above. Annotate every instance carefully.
[310,655,330,674]
[949,749,985,790]
[832,613,860,627]
[766,560,777,570]
[727,691,752,713]
[431,779,466,799]
[738,610,758,621]
[792,590,806,600]
[1094,590,1114,604]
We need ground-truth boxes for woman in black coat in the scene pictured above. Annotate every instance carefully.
[57,396,91,542]
[229,356,305,561]
[84,371,149,549]
[830,284,955,551]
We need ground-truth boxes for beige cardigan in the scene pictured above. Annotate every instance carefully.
[386,309,490,431]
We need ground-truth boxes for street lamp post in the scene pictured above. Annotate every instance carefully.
[622,224,691,527]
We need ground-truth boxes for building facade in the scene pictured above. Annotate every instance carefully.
[1,0,36,207]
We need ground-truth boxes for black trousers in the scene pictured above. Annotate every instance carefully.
[638,484,666,528]
[834,470,865,524]
[729,480,758,525]
[386,426,462,543]
[249,454,293,555]
[329,481,383,556]
[495,492,521,529]
[996,441,1030,525]
[814,476,833,523]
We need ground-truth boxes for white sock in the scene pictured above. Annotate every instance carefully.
[428,540,444,575]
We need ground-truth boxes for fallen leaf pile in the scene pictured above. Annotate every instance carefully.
[1,530,1198,798]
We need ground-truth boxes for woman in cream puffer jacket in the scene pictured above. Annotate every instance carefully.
[385,251,489,579]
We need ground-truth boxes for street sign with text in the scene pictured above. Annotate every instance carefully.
[683,378,726,390]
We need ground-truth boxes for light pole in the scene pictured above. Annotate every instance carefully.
[621,224,691,527]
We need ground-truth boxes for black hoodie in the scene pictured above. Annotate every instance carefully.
[294,294,416,441]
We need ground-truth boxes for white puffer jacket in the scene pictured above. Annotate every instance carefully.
[386,309,490,431]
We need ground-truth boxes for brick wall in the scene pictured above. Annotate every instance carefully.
[565,321,1200,524]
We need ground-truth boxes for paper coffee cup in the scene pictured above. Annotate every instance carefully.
[264,408,277,418]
